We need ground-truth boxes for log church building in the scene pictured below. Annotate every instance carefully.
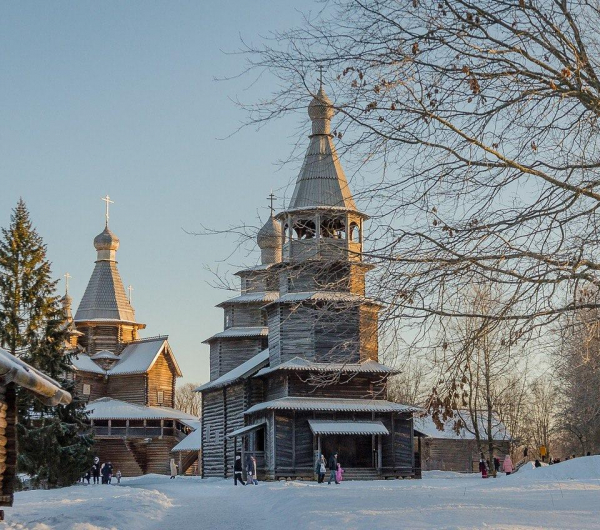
[198,86,421,480]
[68,202,199,476]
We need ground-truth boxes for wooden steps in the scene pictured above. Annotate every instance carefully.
[342,468,382,481]
[95,437,180,477]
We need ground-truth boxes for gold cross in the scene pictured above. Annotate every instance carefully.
[101,195,114,227]
[127,284,134,304]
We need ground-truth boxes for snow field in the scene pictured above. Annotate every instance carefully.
[2,457,600,530]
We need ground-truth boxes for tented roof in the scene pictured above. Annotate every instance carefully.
[414,414,511,441]
[86,397,198,421]
[245,397,421,415]
[75,259,136,322]
[171,425,202,452]
[195,349,269,392]
[308,419,389,436]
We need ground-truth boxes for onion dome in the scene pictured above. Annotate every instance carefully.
[308,87,335,135]
[257,216,283,265]
[94,226,120,252]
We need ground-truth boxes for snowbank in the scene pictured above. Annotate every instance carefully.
[513,455,600,481]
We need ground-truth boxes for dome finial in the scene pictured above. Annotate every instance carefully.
[101,195,114,228]
[308,80,334,136]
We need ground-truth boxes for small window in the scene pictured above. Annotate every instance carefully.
[83,384,91,396]
[157,390,164,405]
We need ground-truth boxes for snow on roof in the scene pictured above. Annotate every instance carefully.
[195,349,270,392]
[265,291,379,307]
[234,263,279,276]
[217,292,279,307]
[245,397,422,415]
[86,397,198,421]
[171,425,202,452]
[414,414,511,441]
[308,419,389,436]
[0,347,71,406]
[254,357,396,377]
[202,327,268,344]
[91,350,120,361]
[72,337,181,377]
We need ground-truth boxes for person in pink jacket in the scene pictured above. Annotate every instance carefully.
[336,463,344,483]
[503,455,514,475]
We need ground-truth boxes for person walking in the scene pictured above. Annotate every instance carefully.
[315,454,326,484]
[328,453,339,484]
[170,458,178,479]
[106,462,113,484]
[493,457,500,474]
[479,458,488,479]
[92,457,100,485]
[234,454,246,485]
[247,455,258,485]
[116,470,122,484]
[336,462,344,483]
[503,455,513,476]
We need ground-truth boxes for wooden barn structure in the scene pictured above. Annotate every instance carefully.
[0,347,71,512]
[414,414,512,473]
[198,87,421,481]
[69,212,199,476]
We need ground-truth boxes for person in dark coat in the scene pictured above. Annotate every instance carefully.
[92,457,100,485]
[479,458,488,478]
[234,455,246,486]
[315,454,326,484]
[534,459,542,468]
[493,457,500,474]
[327,453,339,485]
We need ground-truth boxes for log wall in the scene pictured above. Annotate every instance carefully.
[147,353,175,408]
[106,374,147,405]
[201,390,225,477]
[0,384,16,506]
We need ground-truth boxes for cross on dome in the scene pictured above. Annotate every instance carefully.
[64,272,72,295]
[101,195,114,227]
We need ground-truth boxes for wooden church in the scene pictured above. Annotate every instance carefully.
[69,205,199,476]
[198,87,421,481]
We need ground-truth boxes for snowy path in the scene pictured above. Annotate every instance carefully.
[2,458,600,530]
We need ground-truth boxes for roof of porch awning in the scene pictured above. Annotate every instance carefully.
[227,422,266,439]
[308,419,389,436]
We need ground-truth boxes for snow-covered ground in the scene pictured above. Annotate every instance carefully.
[3,457,600,530]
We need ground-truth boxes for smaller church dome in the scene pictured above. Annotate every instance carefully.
[257,216,283,249]
[308,87,335,123]
[94,226,120,251]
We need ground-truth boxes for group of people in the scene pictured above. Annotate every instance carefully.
[233,454,259,486]
[478,454,513,478]
[81,457,121,485]
[315,453,344,484]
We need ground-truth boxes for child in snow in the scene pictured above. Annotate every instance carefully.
[116,470,122,484]
[479,458,488,478]
[170,458,177,479]
[315,455,326,484]
[336,463,344,483]
[503,455,513,475]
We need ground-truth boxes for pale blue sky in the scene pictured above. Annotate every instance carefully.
[0,1,324,385]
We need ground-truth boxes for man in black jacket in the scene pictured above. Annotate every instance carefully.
[327,453,339,484]
[234,455,246,485]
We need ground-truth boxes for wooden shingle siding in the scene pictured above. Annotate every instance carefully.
[147,353,175,407]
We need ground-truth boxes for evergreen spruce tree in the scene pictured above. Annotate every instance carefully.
[0,199,93,487]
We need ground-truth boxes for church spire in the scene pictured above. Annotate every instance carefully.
[74,198,137,323]
[285,85,360,213]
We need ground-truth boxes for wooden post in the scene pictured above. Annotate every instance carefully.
[378,435,383,470]
[108,419,112,436]
[143,419,147,436]
[126,419,129,438]
[160,419,164,439]
[178,451,182,476]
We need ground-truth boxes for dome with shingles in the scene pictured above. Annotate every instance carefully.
[257,216,283,249]
[94,226,120,251]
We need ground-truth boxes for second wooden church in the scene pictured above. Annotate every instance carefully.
[198,86,420,480]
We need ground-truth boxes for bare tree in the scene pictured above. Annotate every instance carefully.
[429,284,522,475]
[240,0,600,346]
[175,383,202,417]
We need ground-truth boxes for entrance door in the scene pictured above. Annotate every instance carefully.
[321,435,372,468]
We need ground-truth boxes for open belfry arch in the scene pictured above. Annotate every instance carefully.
[198,86,421,481]
[66,198,199,476]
